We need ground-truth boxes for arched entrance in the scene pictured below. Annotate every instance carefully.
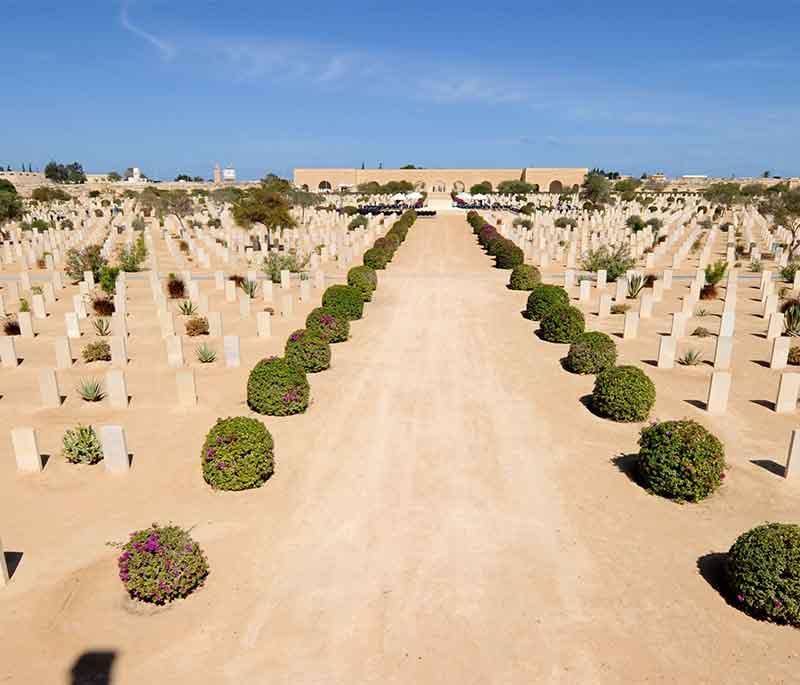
[318,180,331,190]
[452,180,465,193]
[548,180,563,193]
[414,180,426,191]
[432,180,447,193]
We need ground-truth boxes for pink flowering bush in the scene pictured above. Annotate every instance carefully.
[201,417,274,491]
[305,307,349,343]
[246,356,309,416]
[118,523,208,604]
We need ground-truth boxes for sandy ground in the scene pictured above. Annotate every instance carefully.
[1,213,800,684]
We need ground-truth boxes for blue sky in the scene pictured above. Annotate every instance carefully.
[2,0,799,180]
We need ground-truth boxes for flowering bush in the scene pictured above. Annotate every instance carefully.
[538,304,585,343]
[247,356,310,416]
[201,416,274,490]
[565,331,617,374]
[591,365,656,422]
[305,307,349,343]
[727,523,800,625]
[118,523,208,604]
[347,266,378,303]
[322,285,364,321]
[637,420,725,501]
[526,284,569,321]
[508,264,541,291]
[285,328,331,373]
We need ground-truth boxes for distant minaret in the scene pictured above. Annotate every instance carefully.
[213,163,222,184]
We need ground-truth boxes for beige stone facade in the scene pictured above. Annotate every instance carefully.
[293,167,589,194]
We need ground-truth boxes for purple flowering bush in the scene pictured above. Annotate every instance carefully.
[727,523,800,625]
[247,356,310,416]
[305,307,349,343]
[118,523,208,604]
[201,416,274,490]
[284,328,331,373]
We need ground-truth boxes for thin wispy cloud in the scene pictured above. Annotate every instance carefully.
[120,0,176,60]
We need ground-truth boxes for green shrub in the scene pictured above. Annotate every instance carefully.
[494,238,524,269]
[565,331,617,374]
[185,316,209,336]
[539,304,585,343]
[305,307,349,343]
[363,247,390,270]
[348,215,368,231]
[201,416,274,491]
[347,265,378,302]
[247,356,310,416]
[508,264,541,290]
[322,285,364,321]
[636,420,725,501]
[591,365,655,422]
[526,284,569,320]
[727,523,800,625]
[62,425,103,464]
[118,523,208,604]
[82,340,111,363]
[285,328,331,372]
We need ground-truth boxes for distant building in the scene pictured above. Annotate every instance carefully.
[222,165,236,182]
[213,164,222,184]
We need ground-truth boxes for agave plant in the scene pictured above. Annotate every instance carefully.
[627,273,645,299]
[92,318,111,336]
[178,300,198,316]
[196,343,217,363]
[785,304,800,337]
[76,378,105,402]
[678,349,703,366]
[240,279,258,299]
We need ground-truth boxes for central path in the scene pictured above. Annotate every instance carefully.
[228,214,595,682]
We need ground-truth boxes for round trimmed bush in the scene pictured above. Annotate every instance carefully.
[306,307,349,343]
[384,233,401,251]
[494,239,524,269]
[727,523,800,625]
[591,365,656,422]
[363,247,390,270]
[201,416,274,490]
[526,284,569,321]
[565,331,617,374]
[247,356,310,416]
[539,304,585,343]
[322,285,364,321]
[479,225,498,247]
[486,236,505,257]
[508,264,541,290]
[347,265,377,303]
[285,328,331,373]
[636,420,724,501]
[118,523,208,604]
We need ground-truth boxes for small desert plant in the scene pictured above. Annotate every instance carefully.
[508,264,541,291]
[77,378,104,402]
[789,346,800,366]
[785,305,800,337]
[247,356,310,416]
[538,304,585,344]
[694,307,709,317]
[201,416,275,491]
[591,365,656,422]
[692,326,711,338]
[611,303,630,314]
[92,318,111,336]
[31,285,43,295]
[627,274,645,299]
[3,316,20,336]
[178,300,198,316]
[565,331,617,374]
[701,261,728,299]
[636,420,725,502]
[781,262,800,283]
[322,285,364,321]
[284,329,331,373]
[305,307,349,343]
[167,273,185,299]
[196,343,216,363]
[92,295,115,316]
[117,523,209,604]
[62,425,104,465]
[727,523,800,625]
[749,260,763,273]
[240,279,258,299]
[678,349,703,365]
[18,298,30,313]
[526,284,569,320]
[185,316,209,337]
[82,340,111,363]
